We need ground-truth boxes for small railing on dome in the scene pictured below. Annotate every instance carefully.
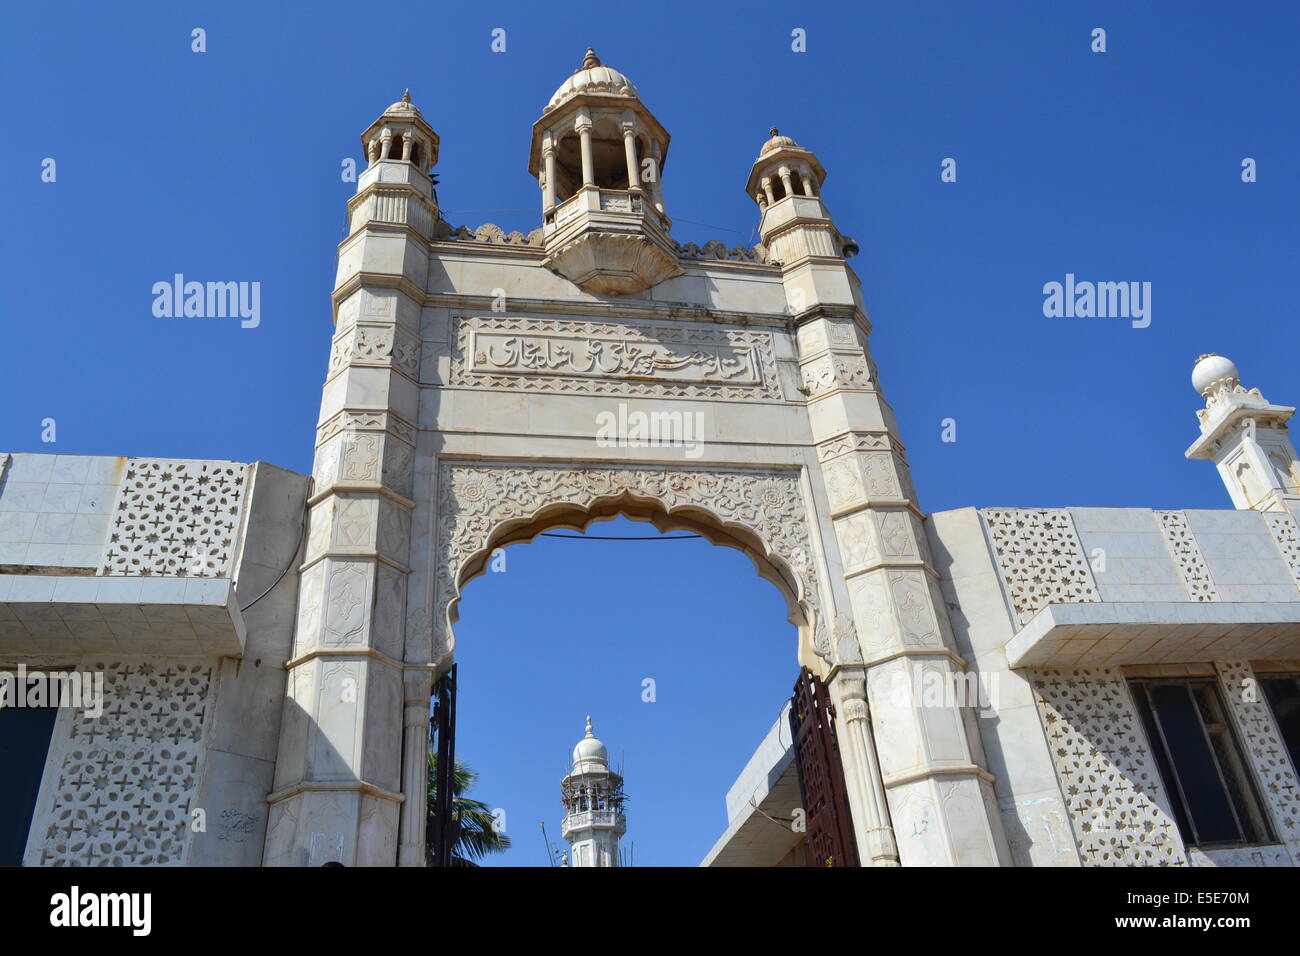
[562,810,626,830]
[596,189,642,213]
[550,187,662,227]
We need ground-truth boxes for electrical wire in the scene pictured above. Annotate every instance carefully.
[539,532,701,541]
[238,491,310,613]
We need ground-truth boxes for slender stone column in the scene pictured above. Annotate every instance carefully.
[649,142,665,213]
[622,123,640,190]
[577,112,595,186]
[542,141,557,210]
[778,165,793,198]
[829,671,899,866]
[801,165,817,196]
[397,668,434,865]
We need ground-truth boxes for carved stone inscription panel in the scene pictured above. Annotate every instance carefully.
[449,315,784,401]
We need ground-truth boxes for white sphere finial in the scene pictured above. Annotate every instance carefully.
[1191,353,1240,398]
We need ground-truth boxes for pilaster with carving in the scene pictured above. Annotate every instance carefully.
[827,670,900,865]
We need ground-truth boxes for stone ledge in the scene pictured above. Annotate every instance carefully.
[1005,600,1300,668]
[0,574,246,657]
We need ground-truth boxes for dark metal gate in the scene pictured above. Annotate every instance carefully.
[428,664,458,867]
[789,668,859,867]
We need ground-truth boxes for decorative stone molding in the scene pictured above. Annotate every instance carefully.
[26,661,213,866]
[435,221,544,246]
[1264,512,1300,593]
[1028,667,1187,866]
[328,324,421,380]
[849,568,947,659]
[449,315,784,401]
[817,432,894,462]
[1157,511,1220,602]
[1214,660,1300,860]
[834,511,922,572]
[434,462,826,661]
[336,287,420,333]
[99,459,248,577]
[316,410,416,449]
[983,509,1101,627]
[676,240,768,264]
[799,353,873,397]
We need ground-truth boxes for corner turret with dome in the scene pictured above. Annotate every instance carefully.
[529,48,679,295]
[559,716,627,867]
[346,89,442,247]
[1186,353,1300,511]
[746,126,857,266]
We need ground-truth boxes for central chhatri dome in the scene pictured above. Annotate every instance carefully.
[529,48,678,296]
[546,48,639,112]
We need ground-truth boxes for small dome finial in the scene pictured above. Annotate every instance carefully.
[401,89,410,103]
[585,715,594,737]
[582,48,601,69]
[769,126,779,136]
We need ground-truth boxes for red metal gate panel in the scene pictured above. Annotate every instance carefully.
[789,668,859,867]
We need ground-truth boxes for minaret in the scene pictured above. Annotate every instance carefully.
[263,92,436,867]
[747,127,1004,866]
[528,48,680,295]
[1186,353,1300,512]
[560,716,626,867]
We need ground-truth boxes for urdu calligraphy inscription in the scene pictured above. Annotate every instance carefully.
[450,315,784,400]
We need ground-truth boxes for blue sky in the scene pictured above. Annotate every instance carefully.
[2,1,1297,865]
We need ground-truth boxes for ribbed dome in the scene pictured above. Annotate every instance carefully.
[761,126,798,154]
[384,90,422,116]
[546,49,639,111]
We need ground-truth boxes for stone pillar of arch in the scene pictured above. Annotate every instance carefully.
[263,102,437,867]
[796,306,1010,866]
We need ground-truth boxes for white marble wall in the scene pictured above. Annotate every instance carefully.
[927,504,1300,867]
[0,454,123,569]
[6,454,309,866]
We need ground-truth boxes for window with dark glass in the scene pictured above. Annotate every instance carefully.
[1260,673,1300,777]
[0,697,59,865]
[1128,677,1273,848]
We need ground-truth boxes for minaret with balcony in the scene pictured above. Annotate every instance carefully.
[560,716,627,867]
[529,49,681,295]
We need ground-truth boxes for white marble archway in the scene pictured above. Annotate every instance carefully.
[432,461,836,667]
